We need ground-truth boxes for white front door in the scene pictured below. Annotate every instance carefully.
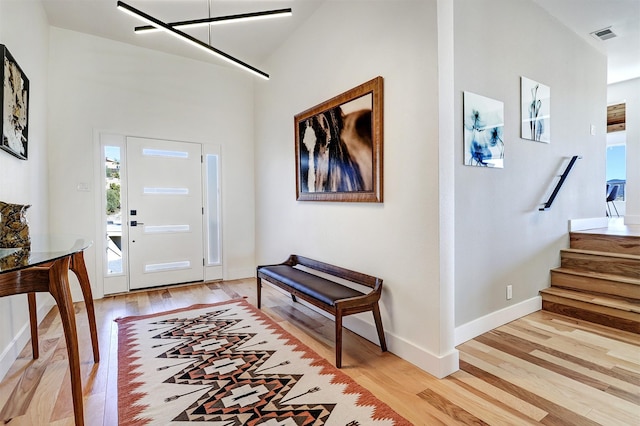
[126,137,204,289]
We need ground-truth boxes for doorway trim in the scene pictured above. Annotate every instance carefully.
[94,131,223,296]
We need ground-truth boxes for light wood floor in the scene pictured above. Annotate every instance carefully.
[1,279,638,425]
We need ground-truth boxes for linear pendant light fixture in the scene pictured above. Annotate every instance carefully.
[134,9,293,34]
[116,1,271,80]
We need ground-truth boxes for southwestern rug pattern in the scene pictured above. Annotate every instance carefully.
[116,299,410,425]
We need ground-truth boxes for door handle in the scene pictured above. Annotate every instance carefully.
[130,221,145,226]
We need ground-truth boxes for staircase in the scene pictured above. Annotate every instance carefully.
[540,228,640,333]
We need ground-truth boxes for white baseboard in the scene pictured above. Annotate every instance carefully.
[625,215,640,225]
[0,301,54,381]
[569,217,609,231]
[224,267,256,281]
[454,296,541,346]
[344,315,459,378]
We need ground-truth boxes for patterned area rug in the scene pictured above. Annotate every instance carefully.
[116,299,410,425]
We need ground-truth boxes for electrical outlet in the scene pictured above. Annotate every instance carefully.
[506,285,513,300]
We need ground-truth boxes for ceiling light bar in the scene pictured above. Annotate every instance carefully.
[134,8,292,34]
[116,1,269,80]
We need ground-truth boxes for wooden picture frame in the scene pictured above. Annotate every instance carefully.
[1,44,29,160]
[295,76,383,202]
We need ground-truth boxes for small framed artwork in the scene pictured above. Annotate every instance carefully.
[463,91,504,168]
[295,76,383,202]
[521,76,550,143]
[1,44,29,160]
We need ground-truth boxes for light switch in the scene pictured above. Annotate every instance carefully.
[76,182,90,192]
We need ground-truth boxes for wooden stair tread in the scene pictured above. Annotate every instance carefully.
[551,267,640,286]
[540,287,640,313]
[546,226,640,332]
[570,231,640,239]
[561,248,640,260]
[571,225,640,237]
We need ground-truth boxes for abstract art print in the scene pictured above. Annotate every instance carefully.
[521,76,550,143]
[1,45,29,160]
[295,77,383,202]
[463,91,504,168]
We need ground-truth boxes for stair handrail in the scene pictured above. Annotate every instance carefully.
[539,155,581,211]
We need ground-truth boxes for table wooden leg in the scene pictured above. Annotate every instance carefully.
[48,257,84,426]
[70,251,99,363]
[27,293,39,359]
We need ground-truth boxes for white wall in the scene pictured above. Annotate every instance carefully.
[0,0,51,380]
[454,0,607,327]
[47,27,258,297]
[0,0,613,382]
[608,78,640,224]
[254,0,458,377]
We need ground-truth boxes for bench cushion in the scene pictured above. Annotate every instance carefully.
[258,265,365,306]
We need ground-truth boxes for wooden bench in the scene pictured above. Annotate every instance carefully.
[256,254,387,368]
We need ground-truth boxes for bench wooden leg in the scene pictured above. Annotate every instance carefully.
[257,277,262,309]
[335,311,343,368]
[372,304,387,352]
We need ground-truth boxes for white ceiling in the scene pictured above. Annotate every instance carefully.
[532,0,640,84]
[40,0,325,75]
[38,0,640,83]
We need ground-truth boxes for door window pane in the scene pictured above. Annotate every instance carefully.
[105,146,123,274]
[206,154,221,265]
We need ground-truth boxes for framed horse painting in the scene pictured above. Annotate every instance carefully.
[295,77,383,202]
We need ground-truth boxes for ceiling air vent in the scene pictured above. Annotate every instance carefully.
[590,27,617,41]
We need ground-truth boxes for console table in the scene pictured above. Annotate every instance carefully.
[0,236,98,426]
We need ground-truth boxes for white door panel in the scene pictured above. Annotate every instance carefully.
[127,137,204,289]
